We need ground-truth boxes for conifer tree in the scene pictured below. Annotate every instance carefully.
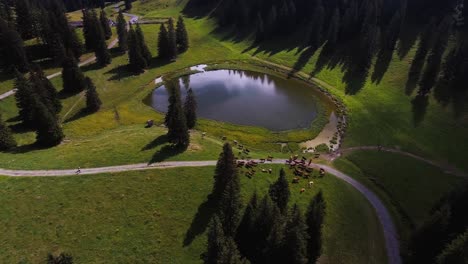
[49,33,66,64]
[220,236,243,264]
[30,66,62,115]
[205,215,227,264]
[82,9,94,50]
[251,195,277,263]
[92,10,111,66]
[212,143,237,200]
[128,26,147,73]
[15,0,34,39]
[0,114,16,151]
[218,174,241,237]
[235,192,258,260]
[308,0,325,49]
[165,83,189,147]
[436,229,468,264]
[284,204,309,264]
[61,52,86,94]
[176,16,189,52]
[14,70,35,126]
[385,11,402,50]
[184,88,197,129]
[0,18,29,72]
[326,8,340,48]
[255,13,265,41]
[33,98,64,147]
[158,23,170,59]
[85,77,102,113]
[100,9,112,40]
[116,10,128,51]
[135,24,152,64]
[265,205,287,263]
[269,168,290,214]
[124,0,132,11]
[306,191,326,263]
[167,18,178,60]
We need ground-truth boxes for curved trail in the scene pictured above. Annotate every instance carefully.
[335,146,468,178]
[0,159,401,264]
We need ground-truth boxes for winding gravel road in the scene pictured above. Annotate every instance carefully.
[0,159,401,264]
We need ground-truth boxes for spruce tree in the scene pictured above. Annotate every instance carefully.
[135,24,152,64]
[49,33,66,64]
[100,9,112,40]
[284,204,309,264]
[308,0,325,49]
[0,114,16,151]
[251,195,277,263]
[33,98,64,147]
[326,8,340,48]
[128,26,147,73]
[167,18,178,60]
[116,10,128,51]
[265,205,287,263]
[184,88,197,129]
[235,192,258,260]
[385,11,402,50]
[219,236,243,264]
[92,10,111,66]
[82,9,94,50]
[15,0,34,39]
[158,23,170,59]
[85,77,102,113]
[61,53,87,94]
[0,18,29,72]
[176,15,189,52]
[306,191,326,263]
[205,215,227,264]
[212,143,237,200]
[124,0,132,10]
[269,168,290,214]
[219,174,241,237]
[30,66,62,115]
[165,83,189,147]
[14,70,35,126]
[436,229,468,264]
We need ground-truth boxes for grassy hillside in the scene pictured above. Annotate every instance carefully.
[0,165,386,263]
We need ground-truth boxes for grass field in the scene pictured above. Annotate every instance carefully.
[0,165,386,264]
[333,150,467,241]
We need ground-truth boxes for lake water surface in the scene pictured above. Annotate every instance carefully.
[149,70,328,131]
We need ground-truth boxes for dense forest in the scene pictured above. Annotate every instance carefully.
[185,0,468,119]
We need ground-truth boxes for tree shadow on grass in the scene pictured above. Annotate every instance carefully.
[148,142,187,164]
[64,108,92,123]
[105,64,136,81]
[371,49,394,84]
[183,195,217,247]
[141,134,167,151]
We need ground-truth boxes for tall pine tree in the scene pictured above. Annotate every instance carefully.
[100,9,112,40]
[212,143,237,200]
[135,23,152,64]
[184,88,197,129]
[269,168,290,214]
[116,10,128,51]
[0,114,16,151]
[91,10,111,66]
[165,82,189,147]
[176,16,189,52]
[33,98,64,147]
[61,52,87,94]
[167,18,178,60]
[128,25,147,73]
[284,204,309,264]
[158,23,170,59]
[85,77,102,112]
[0,18,29,72]
[306,191,326,263]
[14,70,35,126]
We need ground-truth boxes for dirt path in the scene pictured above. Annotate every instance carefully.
[330,146,468,178]
[0,159,401,264]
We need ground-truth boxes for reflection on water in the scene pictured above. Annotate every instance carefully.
[150,70,323,131]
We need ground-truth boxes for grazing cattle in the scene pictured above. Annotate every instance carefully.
[319,168,326,177]
[262,169,267,173]
[292,177,300,184]
[202,132,206,138]
[233,140,238,145]
[268,169,272,174]
[222,136,227,140]
[260,159,266,163]
[300,188,306,194]
[308,181,314,188]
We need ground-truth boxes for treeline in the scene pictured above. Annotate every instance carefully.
[405,184,468,264]
[205,143,326,264]
[186,0,468,117]
[0,0,83,71]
